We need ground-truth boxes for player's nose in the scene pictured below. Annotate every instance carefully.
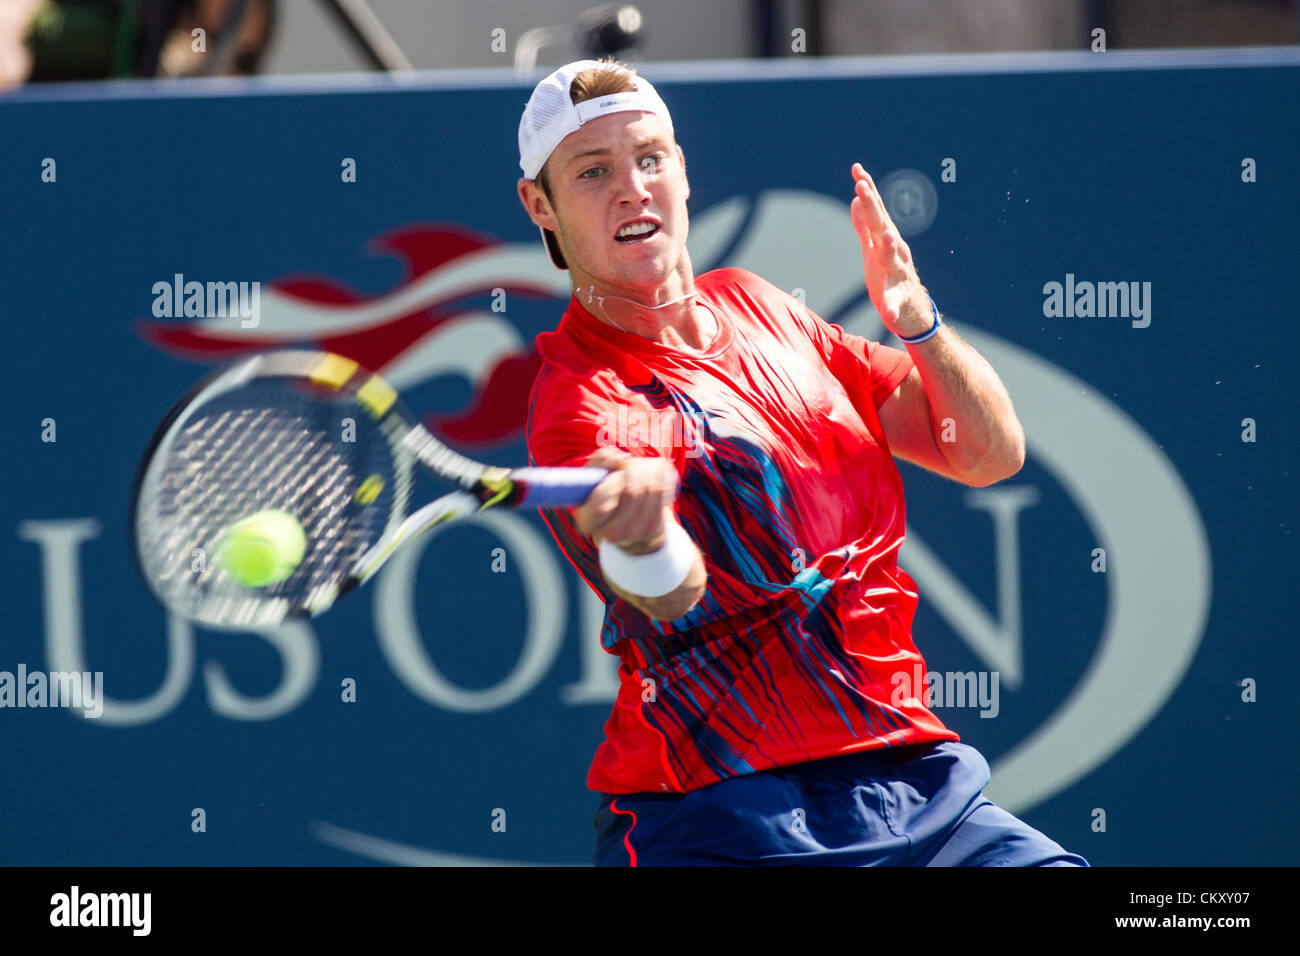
[612,161,654,205]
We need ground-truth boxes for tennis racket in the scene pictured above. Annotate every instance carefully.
[131,349,606,630]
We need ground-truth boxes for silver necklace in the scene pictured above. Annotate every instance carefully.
[582,285,714,350]
[584,283,695,309]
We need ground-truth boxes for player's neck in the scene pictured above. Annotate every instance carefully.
[575,265,716,352]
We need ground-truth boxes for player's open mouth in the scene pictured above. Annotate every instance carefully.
[614,220,661,243]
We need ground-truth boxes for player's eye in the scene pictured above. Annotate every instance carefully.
[578,154,662,181]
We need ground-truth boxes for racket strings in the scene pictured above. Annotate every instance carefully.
[138,380,404,627]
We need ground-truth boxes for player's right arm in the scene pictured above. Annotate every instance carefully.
[572,447,707,622]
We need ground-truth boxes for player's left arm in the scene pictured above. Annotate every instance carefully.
[850,162,1025,487]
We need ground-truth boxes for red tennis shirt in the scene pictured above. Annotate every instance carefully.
[526,267,958,794]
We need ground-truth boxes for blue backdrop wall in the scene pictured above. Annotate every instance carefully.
[1,50,1296,865]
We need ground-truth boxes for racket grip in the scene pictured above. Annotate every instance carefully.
[511,467,609,507]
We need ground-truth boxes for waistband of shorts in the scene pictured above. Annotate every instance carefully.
[598,741,956,807]
[785,741,954,782]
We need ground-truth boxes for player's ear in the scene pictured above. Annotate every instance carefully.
[518,177,557,230]
[516,177,535,216]
[677,145,689,201]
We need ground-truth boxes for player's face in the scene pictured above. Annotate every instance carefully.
[535,112,690,295]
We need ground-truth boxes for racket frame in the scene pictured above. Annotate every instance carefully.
[130,349,606,628]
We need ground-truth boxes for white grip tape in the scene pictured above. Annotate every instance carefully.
[598,520,696,598]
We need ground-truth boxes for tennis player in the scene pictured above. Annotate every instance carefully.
[518,59,1088,867]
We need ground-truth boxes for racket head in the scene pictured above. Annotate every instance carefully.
[130,350,415,630]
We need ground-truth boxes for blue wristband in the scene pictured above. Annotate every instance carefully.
[898,295,942,345]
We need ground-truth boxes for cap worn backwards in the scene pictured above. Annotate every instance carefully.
[518,59,674,180]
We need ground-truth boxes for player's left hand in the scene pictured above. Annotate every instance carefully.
[849,162,934,339]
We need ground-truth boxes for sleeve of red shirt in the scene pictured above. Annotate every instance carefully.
[526,367,614,470]
[524,368,612,598]
[525,366,666,603]
[798,303,914,412]
[730,268,912,414]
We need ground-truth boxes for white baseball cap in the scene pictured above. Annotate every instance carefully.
[518,59,675,268]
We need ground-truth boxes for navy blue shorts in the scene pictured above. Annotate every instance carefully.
[593,741,1089,866]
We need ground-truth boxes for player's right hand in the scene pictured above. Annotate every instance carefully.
[573,447,679,554]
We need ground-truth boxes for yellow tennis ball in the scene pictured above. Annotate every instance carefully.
[217,509,307,588]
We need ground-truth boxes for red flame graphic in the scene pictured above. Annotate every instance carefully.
[137,224,553,449]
